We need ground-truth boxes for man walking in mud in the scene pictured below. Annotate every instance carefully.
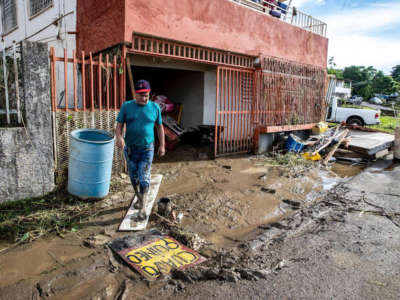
[116,80,165,220]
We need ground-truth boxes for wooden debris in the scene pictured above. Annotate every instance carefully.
[374,149,389,159]
[323,129,349,166]
[347,130,394,155]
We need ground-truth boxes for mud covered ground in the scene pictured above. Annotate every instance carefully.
[0,145,398,299]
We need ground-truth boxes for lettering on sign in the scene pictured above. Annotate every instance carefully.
[117,236,206,280]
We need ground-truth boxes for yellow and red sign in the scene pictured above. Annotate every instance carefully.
[116,236,206,280]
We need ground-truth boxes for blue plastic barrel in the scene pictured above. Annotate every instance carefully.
[285,134,305,152]
[68,129,115,199]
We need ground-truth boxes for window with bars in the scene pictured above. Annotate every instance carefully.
[1,0,17,34]
[29,0,53,17]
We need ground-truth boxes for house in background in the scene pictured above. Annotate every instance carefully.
[334,79,352,100]
[0,0,75,55]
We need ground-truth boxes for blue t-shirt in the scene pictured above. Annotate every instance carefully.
[116,100,162,146]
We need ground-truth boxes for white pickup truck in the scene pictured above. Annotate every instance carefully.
[326,97,380,126]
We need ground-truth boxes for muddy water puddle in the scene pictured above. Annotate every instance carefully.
[154,157,355,249]
[0,235,93,288]
[331,162,365,178]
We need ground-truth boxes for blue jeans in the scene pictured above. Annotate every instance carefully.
[124,144,154,194]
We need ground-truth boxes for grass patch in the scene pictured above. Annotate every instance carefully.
[368,116,400,134]
[0,191,100,243]
[265,152,313,168]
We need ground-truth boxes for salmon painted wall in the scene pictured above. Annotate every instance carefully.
[77,0,328,68]
[77,0,125,53]
[125,0,328,68]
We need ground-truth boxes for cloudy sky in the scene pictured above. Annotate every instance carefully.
[292,0,400,74]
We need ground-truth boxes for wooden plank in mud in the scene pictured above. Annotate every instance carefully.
[119,174,163,231]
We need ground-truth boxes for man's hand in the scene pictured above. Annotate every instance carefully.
[157,146,165,157]
[115,122,125,149]
[116,136,125,149]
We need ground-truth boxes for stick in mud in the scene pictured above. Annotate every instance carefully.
[323,129,349,166]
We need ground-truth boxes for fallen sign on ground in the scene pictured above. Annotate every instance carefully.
[109,231,206,280]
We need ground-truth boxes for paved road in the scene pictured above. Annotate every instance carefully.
[169,160,400,299]
[361,101,396,113]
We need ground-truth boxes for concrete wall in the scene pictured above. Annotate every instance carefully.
[203,69,217,125]
[77,0,328,68]
[164,71,204,129]
[77,0,125,53]
[1,0,76,56]
[0,41,54,202]
[258,133,277,154]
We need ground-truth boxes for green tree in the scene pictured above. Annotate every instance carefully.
[343,66,377,99]
[327,56,343,79]
[391,65,400,82]
[371,71,397,95]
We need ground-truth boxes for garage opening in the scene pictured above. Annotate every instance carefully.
[128,55,218,156]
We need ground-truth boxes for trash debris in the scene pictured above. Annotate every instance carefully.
[282,199,301,209]
[311,122,328,135]
[285,134,306,152]
[222,165,232,170]
[322,129,349,166]
[157,197,172,217]
[261,187,276,194]
[346,129,394,156]
[83,234,111,248]
[176,212,184,223]
[258,174,267,181]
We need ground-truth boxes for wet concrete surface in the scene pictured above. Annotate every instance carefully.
[0,146,397,299]
[166,159,400,300]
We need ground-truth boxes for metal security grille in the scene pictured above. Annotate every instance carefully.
[0,42,22,127]
[254,57,326,130]
[131,34,254,69]
[215,66,255,157]
[29,0,53,17]
[50,48,125,183]
[1,0,17,34]
[50,48,123,113]
[54,111,124,184]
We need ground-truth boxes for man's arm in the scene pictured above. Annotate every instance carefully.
[156,124,165,157]
[116,122,125,149]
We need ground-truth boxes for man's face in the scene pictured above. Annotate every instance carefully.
[136,92,150,106]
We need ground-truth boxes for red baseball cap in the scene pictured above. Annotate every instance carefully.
[135,79,151,93]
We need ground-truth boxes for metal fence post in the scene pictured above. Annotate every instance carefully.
[2,40,10,124]
[13,42,20,123]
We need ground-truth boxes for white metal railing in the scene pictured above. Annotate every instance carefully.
[0,41,22,127]
[229,0,327,37]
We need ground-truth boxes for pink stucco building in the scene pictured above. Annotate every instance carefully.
[75,0,328,156]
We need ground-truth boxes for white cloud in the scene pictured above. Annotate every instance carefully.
[323,2,400,35]
[328,35,400,74]
[322,1,400,73]
[291,0,325,8]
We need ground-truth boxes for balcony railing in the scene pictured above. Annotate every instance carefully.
[229,0,327,37]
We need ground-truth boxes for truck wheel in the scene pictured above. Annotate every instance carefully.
[347,117,364,126]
